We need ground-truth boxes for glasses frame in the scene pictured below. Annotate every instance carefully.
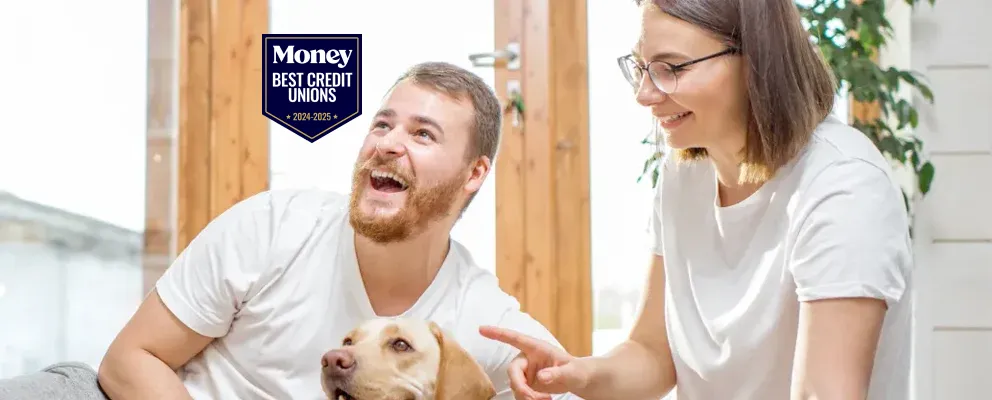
[617,47,739,94]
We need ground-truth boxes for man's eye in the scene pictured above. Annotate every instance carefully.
[342,338,353,346]
[415,130,433,140]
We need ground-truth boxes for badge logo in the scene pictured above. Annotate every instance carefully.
[262,34,362,143]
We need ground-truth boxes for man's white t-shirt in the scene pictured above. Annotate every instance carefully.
[650,115,913,399]
[155,189,571,400]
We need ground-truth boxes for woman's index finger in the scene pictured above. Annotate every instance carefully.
[479,325,549,355]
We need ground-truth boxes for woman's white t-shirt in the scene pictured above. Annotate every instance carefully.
[650,115,913,400]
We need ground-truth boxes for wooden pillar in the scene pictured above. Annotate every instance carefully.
[495,0,593,357]
[177,0,269,252]
[143,0,270,292]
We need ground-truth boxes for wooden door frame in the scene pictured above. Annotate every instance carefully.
[494,0,594,357]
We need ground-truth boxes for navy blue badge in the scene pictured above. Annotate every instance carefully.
[262,34,362,143]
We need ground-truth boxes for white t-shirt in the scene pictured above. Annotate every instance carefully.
[156,189,573,400]
[650,115,913,400]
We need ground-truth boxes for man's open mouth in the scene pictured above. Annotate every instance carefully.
[334,388,356,400]
[369,170,409,193]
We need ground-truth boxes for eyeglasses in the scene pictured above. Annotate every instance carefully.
[617,48,739,94]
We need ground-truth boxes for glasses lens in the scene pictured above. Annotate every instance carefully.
[648,63,677,93]
[620,57,642,88]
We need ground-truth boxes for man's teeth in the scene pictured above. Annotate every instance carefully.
[662,111,691,123]
[370,170,408,188]
[337,396,346,400]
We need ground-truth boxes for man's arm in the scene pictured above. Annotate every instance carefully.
[98,192,276,399]
[98,291,213,399]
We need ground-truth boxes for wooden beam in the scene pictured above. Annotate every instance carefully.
[547,0,593,358]
[179,0,269,253]
[143,0,269,292]
[495,0,593,357]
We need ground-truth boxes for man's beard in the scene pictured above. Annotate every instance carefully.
[348,156,463,243]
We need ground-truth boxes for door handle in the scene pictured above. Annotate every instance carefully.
[468,42,520,71]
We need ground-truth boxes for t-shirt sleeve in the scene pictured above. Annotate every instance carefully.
[155,191,276,338]
[788,159,912,307]
[647,161,666,257]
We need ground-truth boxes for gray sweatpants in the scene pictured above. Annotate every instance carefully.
[0,362,109,400]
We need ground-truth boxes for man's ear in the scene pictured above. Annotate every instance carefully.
[429,321,497,400]
[463,155,491,194]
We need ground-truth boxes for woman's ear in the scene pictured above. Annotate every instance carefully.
[429,321,497,400]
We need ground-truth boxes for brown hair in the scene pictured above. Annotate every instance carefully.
[390,61,503,210]
[391,61,502,164]
[638,0,837,183]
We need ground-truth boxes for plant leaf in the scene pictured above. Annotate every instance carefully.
[918,161,935,194]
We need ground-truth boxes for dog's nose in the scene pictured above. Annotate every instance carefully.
[322,349,356,377]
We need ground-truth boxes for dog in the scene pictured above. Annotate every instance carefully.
[321,317,497,400]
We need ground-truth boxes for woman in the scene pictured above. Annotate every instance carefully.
[481,1,913,399]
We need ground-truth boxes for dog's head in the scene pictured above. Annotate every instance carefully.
[321,317,496,400]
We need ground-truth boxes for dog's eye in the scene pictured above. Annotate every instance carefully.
[391,339,413,352]
[342,338,353,346]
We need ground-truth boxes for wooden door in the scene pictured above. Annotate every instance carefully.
[486,0,594,357]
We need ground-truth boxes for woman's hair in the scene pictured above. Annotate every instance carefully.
[637,0,838,183]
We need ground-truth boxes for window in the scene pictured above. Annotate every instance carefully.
[0,1,149,376]
[587,0,656,356]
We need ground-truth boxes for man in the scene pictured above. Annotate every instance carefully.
[95,62,571,399]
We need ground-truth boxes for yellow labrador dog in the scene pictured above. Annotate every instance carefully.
[321,318,496,400]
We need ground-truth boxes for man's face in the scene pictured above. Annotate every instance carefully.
[349,80,488,243]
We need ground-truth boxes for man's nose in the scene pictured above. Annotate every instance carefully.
[375,138,406,159]
[322,349,357,378]
[375,127,409,157]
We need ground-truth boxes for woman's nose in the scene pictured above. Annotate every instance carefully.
[635,74,667,107]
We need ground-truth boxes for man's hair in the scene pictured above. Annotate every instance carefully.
[391,61,503,210]
[637,0,837,184]
[392,61,503,164]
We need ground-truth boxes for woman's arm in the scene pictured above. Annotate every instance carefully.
[583,254,677,400]
[789,298,887,400]
[787,159,912,400]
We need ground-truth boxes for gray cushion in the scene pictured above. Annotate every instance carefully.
[0,362,108,400]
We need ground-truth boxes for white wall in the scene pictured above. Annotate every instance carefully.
[907,0,992,398]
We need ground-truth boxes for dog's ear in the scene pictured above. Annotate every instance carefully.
[429,321,497,400]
